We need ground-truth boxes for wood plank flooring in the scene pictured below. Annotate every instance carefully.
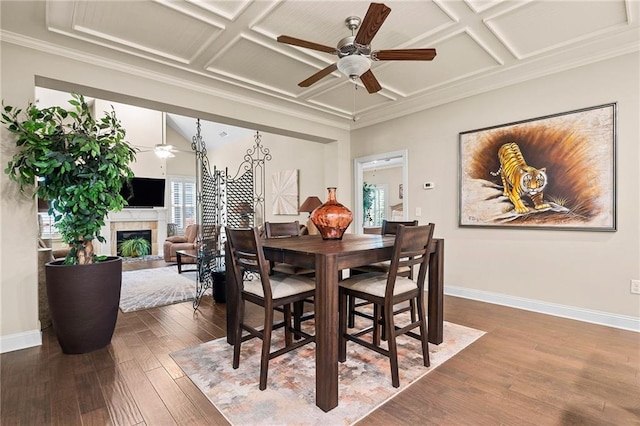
[1,260,638,425]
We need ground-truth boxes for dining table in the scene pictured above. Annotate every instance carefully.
[225,233,444,412]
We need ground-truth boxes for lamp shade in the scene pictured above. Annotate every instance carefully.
[337,55,371,79]
[299,196,323,213]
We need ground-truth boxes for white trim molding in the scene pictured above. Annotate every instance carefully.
[446,285,640,333]
[0,328,42,354]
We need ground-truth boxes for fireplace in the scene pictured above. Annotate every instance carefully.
[100,207,167,256]
[116,229,152,256]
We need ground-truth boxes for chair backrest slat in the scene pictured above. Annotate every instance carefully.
[386,224,435,298]
[381,220,419,236]
[226,227,273,299]
[381,220,420,279]
[264,221,301,238]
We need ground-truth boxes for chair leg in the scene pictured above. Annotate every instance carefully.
[385,303,400,388]
[233,299,245,369]
[416,295,430,367]
[283,303,293,346]
[410,299,417,323]
[259,304,274,390]
[339,288,348,362]
[348,295,355,328]
[380,310,388,342]
[373,304,381,346]
[293,300,303,340]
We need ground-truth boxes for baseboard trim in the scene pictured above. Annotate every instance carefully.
[0,328,42,354]
[445,285,640,333]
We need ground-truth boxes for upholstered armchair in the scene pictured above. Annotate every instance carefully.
[163,224,200,263]
[38,238,71,260]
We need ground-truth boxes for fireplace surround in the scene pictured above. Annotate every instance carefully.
[99,208,167,256]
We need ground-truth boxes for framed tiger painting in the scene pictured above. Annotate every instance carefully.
[458,103,616,231]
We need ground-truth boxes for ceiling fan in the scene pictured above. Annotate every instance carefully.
[152,143,178,158]
[134,113,193,158]
[133,143,181,158]
[277,2,436,94]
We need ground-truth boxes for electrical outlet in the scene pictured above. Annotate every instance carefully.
[423,182,435,189]
[631,280,640,295]
[415,207,422,217]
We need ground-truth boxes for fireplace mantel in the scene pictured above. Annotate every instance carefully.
[98,208,168,256]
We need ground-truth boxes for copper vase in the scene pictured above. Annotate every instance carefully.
[311,187,353,240]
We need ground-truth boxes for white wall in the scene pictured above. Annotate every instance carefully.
[352,52,640,321]
[0,41,350,352]
[165,125,196,178]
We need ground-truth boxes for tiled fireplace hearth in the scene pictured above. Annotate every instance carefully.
[98,208,167,256]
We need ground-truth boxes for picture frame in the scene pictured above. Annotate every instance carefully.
[459,103,616,231]
[272,169,299,215]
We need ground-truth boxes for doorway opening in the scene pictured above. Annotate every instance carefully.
[353,150,408,234]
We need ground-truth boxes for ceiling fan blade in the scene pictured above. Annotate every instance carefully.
[373,48,437,61]
[354,3,392,46]
[298,63,338,87]
[360,69,382,93]
[277,35,337,54]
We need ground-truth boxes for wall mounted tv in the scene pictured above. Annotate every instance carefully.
[120,177,166,208]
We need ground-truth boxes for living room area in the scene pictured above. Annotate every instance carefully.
[34,86,333,260]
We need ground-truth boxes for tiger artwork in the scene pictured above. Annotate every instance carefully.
[492,142,550,214]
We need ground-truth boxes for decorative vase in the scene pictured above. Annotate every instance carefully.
[311,187,353,240]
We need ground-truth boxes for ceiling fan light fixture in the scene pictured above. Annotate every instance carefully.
[337,55,371,79]
[154,144,175,158]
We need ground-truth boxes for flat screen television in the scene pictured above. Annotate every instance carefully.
[120,177,166,208]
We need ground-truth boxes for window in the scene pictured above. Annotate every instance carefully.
[38,212,60,238]
[363,183,388,227]
[170,177,196,231]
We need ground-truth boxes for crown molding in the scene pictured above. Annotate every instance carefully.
[0,30,351,133]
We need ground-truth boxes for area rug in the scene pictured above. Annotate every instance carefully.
[121,254,164,264]
[171,320,485,425]
[120,266,197,312]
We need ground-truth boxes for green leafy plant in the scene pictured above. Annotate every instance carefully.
[363,182,376,225]
[118,237,151,258]
[2,93,136,265]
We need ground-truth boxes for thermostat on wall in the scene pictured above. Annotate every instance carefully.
[423,182,435,189]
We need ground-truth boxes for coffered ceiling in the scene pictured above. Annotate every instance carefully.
[1,0,639,130]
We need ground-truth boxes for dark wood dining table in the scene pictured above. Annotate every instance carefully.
[225,233,444,412]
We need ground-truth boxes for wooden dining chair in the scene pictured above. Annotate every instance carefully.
[338,223,435,388]
[352,220,419,277]
[263,220,316,335]
[349,220,419,329]
[226,227,316,390]
[264,221,315,276]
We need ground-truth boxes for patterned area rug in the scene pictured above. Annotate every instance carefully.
[171,318,485,425]
[120,266,197,312]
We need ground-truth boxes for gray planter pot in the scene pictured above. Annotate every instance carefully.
[45,257,122,354]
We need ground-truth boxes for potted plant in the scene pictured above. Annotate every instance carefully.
[2,93,136,354]
[119,237,151,258]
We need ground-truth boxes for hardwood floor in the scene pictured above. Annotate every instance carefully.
[2,260,638,425]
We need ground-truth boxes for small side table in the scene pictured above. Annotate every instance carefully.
[176,250,198,274]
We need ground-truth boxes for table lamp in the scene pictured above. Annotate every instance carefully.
[299,196,322,235]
